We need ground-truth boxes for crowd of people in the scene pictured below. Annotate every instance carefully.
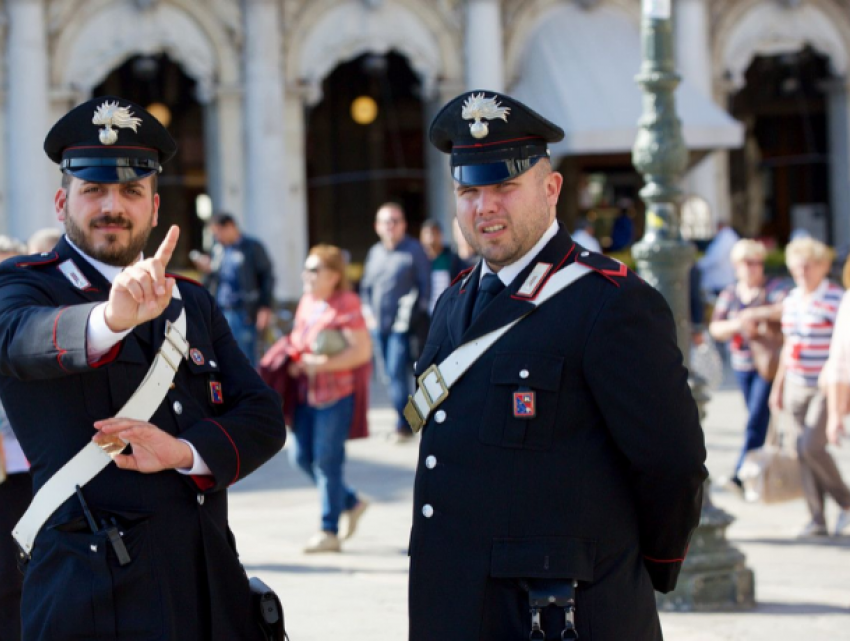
[0,89,846,641]
[707,235,850,538]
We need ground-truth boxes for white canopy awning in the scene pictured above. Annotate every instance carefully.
[510,4,744,157]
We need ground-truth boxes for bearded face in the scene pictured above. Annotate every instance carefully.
[57,178,159,267]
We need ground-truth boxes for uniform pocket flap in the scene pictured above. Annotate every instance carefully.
[184,344,220,374]
[491,536,595,581]
[490,353,564,390]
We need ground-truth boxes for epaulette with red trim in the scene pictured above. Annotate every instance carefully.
[13,251,60,268]
[450,265,475,287]
[574,250,630,287]
[168,272,203,287]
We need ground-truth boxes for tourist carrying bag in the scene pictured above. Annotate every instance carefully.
[738,420,803,504]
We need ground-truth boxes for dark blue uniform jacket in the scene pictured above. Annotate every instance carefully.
[0,237,286,641]
[408,227,707,641]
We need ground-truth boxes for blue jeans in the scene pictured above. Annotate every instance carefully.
[372,331,412,433]
[289,394,359,534]
[222,309,258,366]
[732,368,773,476]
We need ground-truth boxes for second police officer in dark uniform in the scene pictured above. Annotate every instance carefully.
[406,91,708,640]
[0,97,286,640]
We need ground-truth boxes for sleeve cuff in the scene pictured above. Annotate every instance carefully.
[87,303,132,362]
[176,439,213,476]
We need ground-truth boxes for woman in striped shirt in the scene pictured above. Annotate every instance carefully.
[769,237,850,537]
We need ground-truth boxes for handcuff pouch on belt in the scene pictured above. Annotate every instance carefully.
[520,579,579,641]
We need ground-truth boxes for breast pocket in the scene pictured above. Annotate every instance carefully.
[480,352,564,450]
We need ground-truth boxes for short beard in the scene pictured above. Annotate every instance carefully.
[64,205,153,267]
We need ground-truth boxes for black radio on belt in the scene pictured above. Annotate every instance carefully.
[75,485,131,566]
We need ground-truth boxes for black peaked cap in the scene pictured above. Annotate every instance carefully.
[44,95,177,184]
[429,90,564,186]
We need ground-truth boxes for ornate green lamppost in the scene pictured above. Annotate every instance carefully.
[631,0,754,611]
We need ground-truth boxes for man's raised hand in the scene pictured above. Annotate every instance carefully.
[104,225,180,332]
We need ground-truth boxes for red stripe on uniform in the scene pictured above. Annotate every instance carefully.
[203,418,241,485]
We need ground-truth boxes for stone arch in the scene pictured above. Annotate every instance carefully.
[287,0,458,105]
[505,0,639,84]
[714,0,850,91]
[50,0,241,102]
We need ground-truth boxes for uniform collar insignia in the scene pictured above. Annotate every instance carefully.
[461,93,510,139]
[92,100,142,146]
[516,262,553,299]
[57,259,91,290]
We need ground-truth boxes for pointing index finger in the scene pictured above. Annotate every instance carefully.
[154,225,180,267]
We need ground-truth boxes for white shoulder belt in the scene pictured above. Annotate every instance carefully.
[404,262,592,432]
[13,287,189,558]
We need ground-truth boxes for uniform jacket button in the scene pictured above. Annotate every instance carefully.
[519,369,529,379]
[425,455,437,469]
[422,504,434,518]
[210,360,217,368]
[197,493,205,505]
[173,400,183,415]
[434,410,447,423]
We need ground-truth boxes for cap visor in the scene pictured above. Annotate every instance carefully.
[452,156,543,186]
[64,166,156,184]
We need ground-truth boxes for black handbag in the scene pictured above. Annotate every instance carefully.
[249,576,287,640]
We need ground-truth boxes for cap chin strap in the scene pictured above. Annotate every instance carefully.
[12,287,189,561]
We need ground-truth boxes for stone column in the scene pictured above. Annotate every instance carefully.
[825,78,850,249]
[675,0,730,227]
[425,80,465,238]
[204,84,244,218]
[6,0,54,241]
[464,0,505,91]
[243,0,304,301]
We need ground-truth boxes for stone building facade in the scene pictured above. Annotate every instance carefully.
[2,0,849,300]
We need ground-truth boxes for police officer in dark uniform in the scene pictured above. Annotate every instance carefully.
[0,97,286,640]
[406,91,707,640]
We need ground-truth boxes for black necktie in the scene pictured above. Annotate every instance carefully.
[470,273,505,324]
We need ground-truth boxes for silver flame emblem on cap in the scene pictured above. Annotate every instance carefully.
[92,101,143,146]
[461,93,510,139]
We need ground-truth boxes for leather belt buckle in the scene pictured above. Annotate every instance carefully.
[404,396,425,433]
[417,364,449,409]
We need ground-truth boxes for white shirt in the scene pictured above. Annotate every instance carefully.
[65,236,210,476]
[480,219,560,287]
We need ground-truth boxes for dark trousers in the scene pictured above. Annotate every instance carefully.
[0,472,32,641]
[732,368,772,477]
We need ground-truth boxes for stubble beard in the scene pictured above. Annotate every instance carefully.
[64,203,154,267]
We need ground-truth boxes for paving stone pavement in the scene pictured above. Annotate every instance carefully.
[229,372,850,640]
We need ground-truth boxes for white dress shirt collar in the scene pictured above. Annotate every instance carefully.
[480,219,560,287]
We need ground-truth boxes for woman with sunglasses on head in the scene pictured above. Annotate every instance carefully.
[277,245,372,553]
[709,239,789,493]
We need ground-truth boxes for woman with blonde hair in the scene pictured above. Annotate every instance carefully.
[261,244,372,552]
[770,237,850,537]
[709,239,788,492]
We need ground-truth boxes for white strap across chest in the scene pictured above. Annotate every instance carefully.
[13,288,189,557]
[404,263,592,432]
